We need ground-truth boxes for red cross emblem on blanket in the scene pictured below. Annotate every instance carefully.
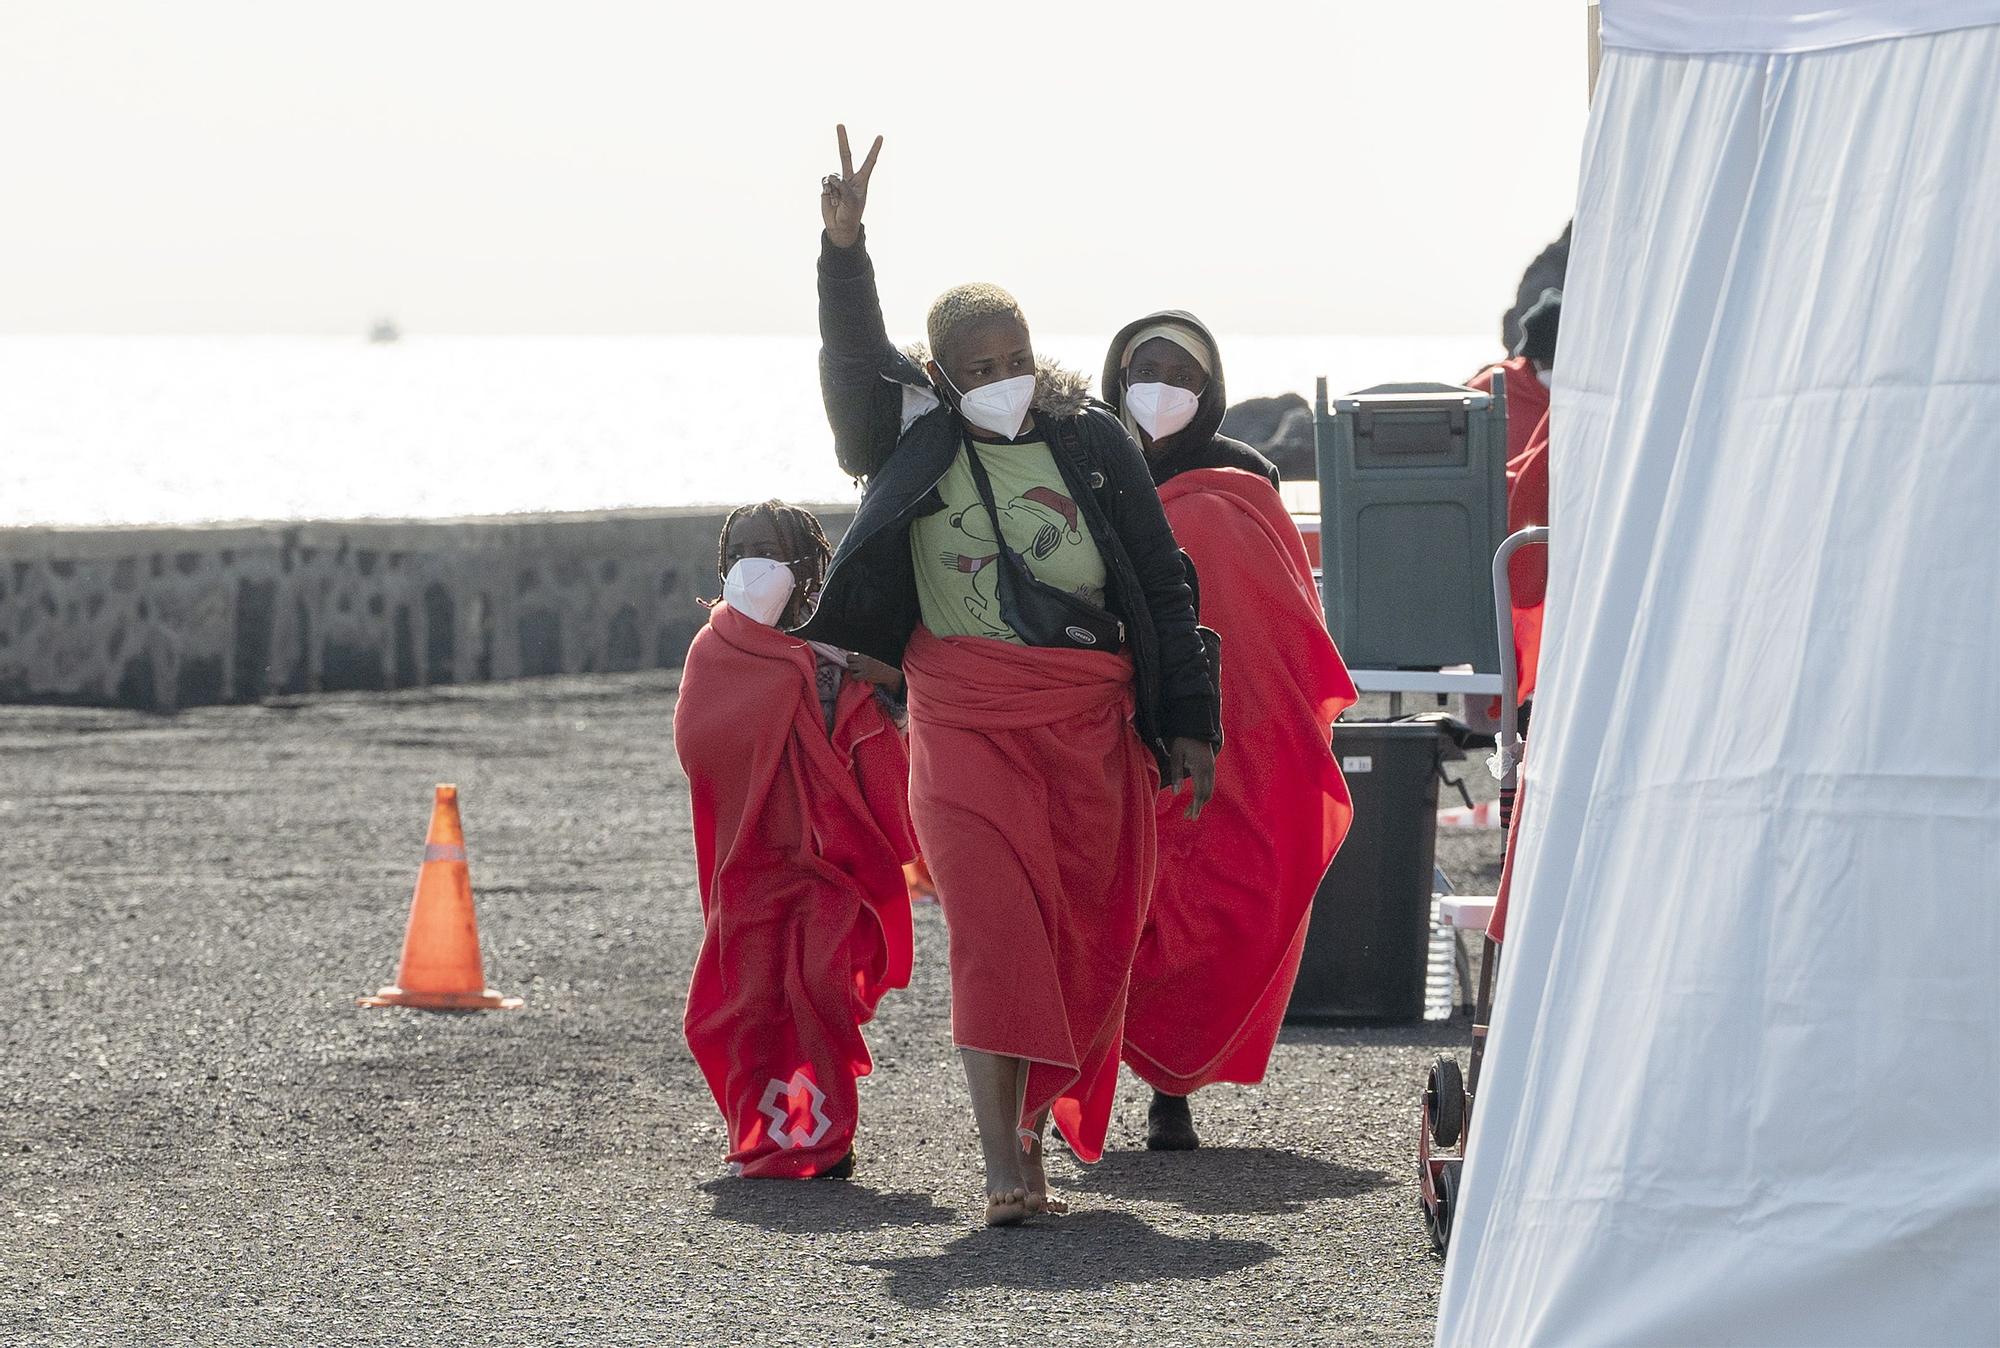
[757,1070,832,1150]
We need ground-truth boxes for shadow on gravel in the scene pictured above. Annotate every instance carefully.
[1062,1146,1389,1216]
[1278,1014,1473,1051]
[700,1178,957,1234]
[863,1210,1276,1308]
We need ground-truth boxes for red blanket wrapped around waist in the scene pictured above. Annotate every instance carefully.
[675,603,916,1177]
[902,627,1157,1164]
[1125,469,1357,1092]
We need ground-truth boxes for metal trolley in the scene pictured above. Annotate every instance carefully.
[1417,525,1548,1253]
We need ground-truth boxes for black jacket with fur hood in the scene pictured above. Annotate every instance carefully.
[1100,310,1281,491]
[797,229,1220,765]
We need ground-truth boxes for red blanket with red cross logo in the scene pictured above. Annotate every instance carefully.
[676,602,916,1178]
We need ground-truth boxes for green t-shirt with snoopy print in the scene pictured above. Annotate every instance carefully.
[908,440,1108,644]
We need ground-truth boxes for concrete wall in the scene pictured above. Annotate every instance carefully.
[0,506,855,711]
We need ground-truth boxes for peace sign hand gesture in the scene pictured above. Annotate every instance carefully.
[821,124,882,249]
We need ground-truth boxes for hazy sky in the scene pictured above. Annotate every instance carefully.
[0,2,1588,335]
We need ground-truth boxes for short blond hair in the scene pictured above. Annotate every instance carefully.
[926,283,1027,367]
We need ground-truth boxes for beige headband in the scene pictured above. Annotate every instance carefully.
[1121,323,1214,375]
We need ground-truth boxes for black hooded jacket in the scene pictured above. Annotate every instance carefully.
[797,231,1220,767]
[1100,310,1280,491]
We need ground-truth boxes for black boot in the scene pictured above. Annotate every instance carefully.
[1145,1091,1199,1151]
[816,1150,855,1180]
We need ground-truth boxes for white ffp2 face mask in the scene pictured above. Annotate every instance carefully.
[949,372,1037,440]
[1125,381,1202,442]
[722,557,796,627]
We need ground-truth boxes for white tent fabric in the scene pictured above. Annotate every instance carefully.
[1602,0,2000,52]
[1436,21,2000,1348]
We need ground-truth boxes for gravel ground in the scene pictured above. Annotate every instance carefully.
[0,675,1500,1346]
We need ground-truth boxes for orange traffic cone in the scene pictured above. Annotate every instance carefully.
[358,785,522,1011]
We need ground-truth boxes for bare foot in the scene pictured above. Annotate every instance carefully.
[1021,1131,1068,1216]
[983,1145,1030,1226]
[962,1049,1032,1227]
[985,1185,1030,1227]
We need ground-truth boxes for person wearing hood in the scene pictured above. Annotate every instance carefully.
[1467,287,1561,462]
[1101,315,1358,1151]
[677,501,918,1180]
[805,128,1221,1225]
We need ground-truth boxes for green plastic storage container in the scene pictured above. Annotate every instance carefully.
[1313,379,1510,672]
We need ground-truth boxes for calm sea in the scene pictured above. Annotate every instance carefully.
[0,334,1494,528]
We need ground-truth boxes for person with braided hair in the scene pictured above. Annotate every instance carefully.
[677,500,917,1178]
[711,501,904,724]
[713,500,832,625]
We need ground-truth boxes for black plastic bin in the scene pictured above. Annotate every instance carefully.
[1286,721,1443,1023]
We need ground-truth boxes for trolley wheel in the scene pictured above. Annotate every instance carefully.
[1426,1055,1466,1149]
[1422,1160,1460,1253]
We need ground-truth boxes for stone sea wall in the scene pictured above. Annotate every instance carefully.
[0,506,854,711]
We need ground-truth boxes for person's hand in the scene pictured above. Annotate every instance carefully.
[820,124,882,249]
[847,652,903,693]
[1165,737,1217,821]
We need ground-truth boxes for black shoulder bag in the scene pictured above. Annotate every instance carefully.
[1045,418,1225,743]
[960,436,1126,652]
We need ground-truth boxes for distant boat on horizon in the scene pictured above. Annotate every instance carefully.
[368,318,401,344]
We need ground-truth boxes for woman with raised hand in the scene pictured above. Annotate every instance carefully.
[798,127,1220,1225]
